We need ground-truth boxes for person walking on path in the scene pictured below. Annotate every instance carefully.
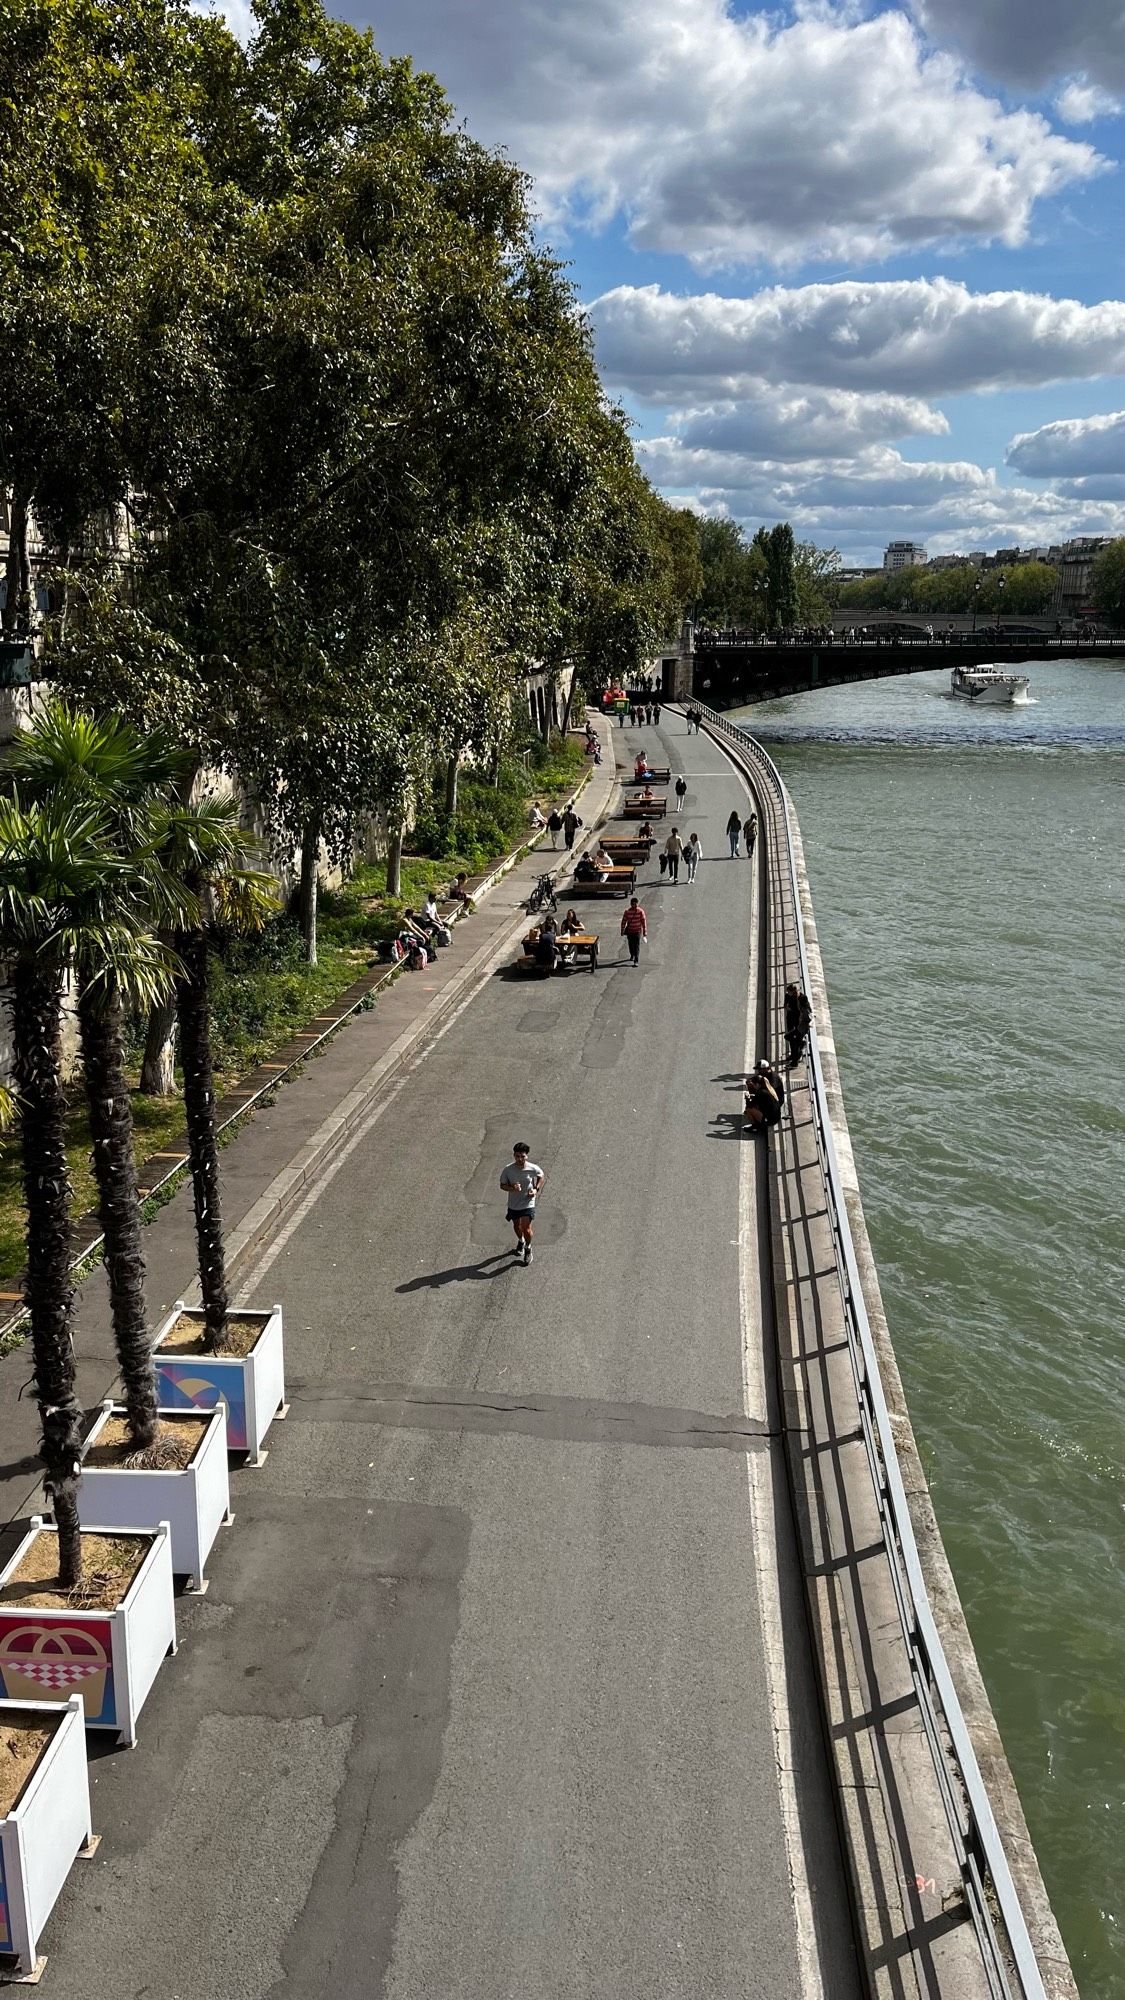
[562,803,583,851]
[784,983,813,1068]
[743,811,757,858]
[547,808,564,849]
[653,701,661,723]
[675,774,688,811]
[726,808,742,858]
[620,896,648,965]
[500,1142,544,1265]
[663,828,683,882]
[685,831,702,882]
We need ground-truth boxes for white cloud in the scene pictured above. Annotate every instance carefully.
[590,279,1125,400]
[674,388,948,457]
[348,0,1102,266]
[910,0,1125,93]
[1056,80,1122,124]
[634,437,1125,558]
[1007,408,1125,475]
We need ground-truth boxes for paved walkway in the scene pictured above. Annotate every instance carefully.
[17,715,861,1998]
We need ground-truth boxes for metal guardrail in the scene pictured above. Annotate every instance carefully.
[694,699,1048,2000]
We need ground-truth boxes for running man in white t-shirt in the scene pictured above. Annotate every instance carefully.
[500,1142,545,1265]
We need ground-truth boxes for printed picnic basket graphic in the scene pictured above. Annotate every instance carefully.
[0,1620,113,1725]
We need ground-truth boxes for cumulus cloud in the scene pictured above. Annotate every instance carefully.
[1006,408,1125,475]
[674,388,947,457]
[590,279,1125,400]
[634,438,1125,555]
[910,0,1125,94]
[1056,80,1122,123]
[346,0,1102,265]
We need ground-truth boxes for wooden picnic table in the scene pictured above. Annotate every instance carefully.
[632,765,670,784]
[519,926,600,972]
[623,796,667,818]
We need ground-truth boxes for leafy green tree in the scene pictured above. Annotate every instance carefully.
[794,541,841,623]
[753,523,799,631]
[1093,540,1125,626]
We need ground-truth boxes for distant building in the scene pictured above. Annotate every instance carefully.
[927,553,971,571]
[1050,537,1112,621]
[883,541,927,571]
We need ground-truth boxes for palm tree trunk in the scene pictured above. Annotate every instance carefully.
[176,928,229,1353]
[139,990,177,1095]
[76,978,158,1452]
[298,813,319,965]
[12,962,83,1587]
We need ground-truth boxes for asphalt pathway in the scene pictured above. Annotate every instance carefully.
[43,715,859,2000]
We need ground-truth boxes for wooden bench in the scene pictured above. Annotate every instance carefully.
[602,832,653,851]
[631,766,670,784]
[572,865,636,898]
[623,798,667,818]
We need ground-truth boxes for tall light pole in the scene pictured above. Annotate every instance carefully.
[971,578,982,634]
[995,572,1006,634]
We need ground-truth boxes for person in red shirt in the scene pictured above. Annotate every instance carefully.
[620,896,648,965]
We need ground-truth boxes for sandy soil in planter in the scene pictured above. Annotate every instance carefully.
[0,1532,151,1612]
[159,1313,265,1358]
[83,1413,209,1471]
[0,1715,57,1815]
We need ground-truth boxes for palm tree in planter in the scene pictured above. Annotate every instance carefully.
[0,791,132,1585]
[4,705,198,1465]
[159,796,275,1353]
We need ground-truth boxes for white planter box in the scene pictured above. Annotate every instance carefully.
[153,1301,286,1461]
[0,1696,92,1976]
[0,1519,175,1745]
[77,1403,230,1589]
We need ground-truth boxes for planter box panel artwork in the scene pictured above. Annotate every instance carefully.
[0,1521,175,1744]
[154,1302,285,1457]
[0,1613,114,1726]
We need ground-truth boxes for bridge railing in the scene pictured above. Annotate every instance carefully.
[694,698,1051,2000]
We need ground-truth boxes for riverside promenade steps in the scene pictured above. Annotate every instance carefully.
[0,711,1073,1997]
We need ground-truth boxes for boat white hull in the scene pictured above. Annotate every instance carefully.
[951,675,1030,705]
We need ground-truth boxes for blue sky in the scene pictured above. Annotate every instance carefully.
[323,0,1125,562]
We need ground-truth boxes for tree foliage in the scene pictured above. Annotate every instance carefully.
[837,560,1058,616]
[1092,540,1125,626]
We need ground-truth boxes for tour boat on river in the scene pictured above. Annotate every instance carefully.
[950,662,1031,705]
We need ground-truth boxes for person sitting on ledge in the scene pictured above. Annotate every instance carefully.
[448,871,474,907]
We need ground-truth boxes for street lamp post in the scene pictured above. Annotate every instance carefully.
[971,579,981,634]
[995,572,1006,635]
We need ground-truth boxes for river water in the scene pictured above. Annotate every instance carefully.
[732,661,1124,1999]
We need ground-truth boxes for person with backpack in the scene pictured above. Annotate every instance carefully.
[546,807,564,849]
[620,897,648,965]
[675,774,688,811]
[663,828,683,882]
[562,803,583,851]
[743,811,757,858]
[684,831,702,883]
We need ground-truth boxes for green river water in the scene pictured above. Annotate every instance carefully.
[733,660,1124,1999]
